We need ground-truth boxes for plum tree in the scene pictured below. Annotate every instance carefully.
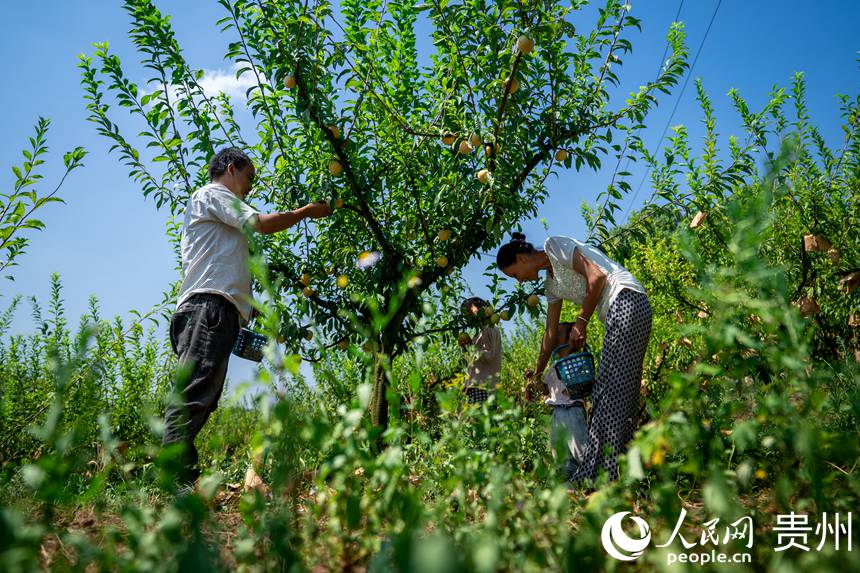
[79,0,686,432]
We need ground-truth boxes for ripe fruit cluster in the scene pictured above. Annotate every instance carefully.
[296,33,548,352]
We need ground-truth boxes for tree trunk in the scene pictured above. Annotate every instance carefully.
[368,328,400,446]
[370,366,389,433]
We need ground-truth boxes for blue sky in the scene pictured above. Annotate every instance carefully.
[2,1,858,388]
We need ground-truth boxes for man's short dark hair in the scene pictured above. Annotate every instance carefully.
[208,147,252,180]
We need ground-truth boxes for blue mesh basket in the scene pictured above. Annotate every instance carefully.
[465,387,489,404]
[552,344,595,400]
[232,328,268,362]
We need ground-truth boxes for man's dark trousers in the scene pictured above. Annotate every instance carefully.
[163,293,240,483]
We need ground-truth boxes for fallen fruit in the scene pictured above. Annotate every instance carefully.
[328,160,343,176]
[458,140,474,154]
[555,149,568,161]
[527,294,539,307]
[337,275,349,288]
[283,75,297,89]
[477,169,491,184]
[516,35,535,54]
[436,255,449,268]
[437,229,451,241]
[244,466,269,495]
[504,77,520,94]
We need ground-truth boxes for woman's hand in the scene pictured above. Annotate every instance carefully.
[568,321,587,350]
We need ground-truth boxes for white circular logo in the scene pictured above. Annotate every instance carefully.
[601,511,652,561]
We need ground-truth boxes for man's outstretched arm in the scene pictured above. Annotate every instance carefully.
[253,201,332,234]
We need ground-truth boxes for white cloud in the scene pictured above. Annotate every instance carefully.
[141,62,268,104]
[197,62,267,101]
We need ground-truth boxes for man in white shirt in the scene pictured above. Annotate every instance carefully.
[164,147,331,486]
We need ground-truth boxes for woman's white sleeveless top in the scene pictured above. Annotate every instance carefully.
[543,236,645,322]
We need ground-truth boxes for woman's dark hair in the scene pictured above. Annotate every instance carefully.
[495,232,535,269]
[208,147,252,180]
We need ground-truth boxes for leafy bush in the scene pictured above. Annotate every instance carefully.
[1,3,858,572]
[0,274,174,467]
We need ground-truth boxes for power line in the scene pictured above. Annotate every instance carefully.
[618,0,686,175]
[587,0,684,241]
[621,0,722,221]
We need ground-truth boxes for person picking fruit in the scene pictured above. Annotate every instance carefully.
[496,232,651,486]
[164,147,332,490]
[525,321,589,479]
[458,297,502,404]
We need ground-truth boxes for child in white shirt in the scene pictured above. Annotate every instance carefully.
[538,322,589,477]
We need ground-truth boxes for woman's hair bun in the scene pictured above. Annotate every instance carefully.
[496,231,535,269]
